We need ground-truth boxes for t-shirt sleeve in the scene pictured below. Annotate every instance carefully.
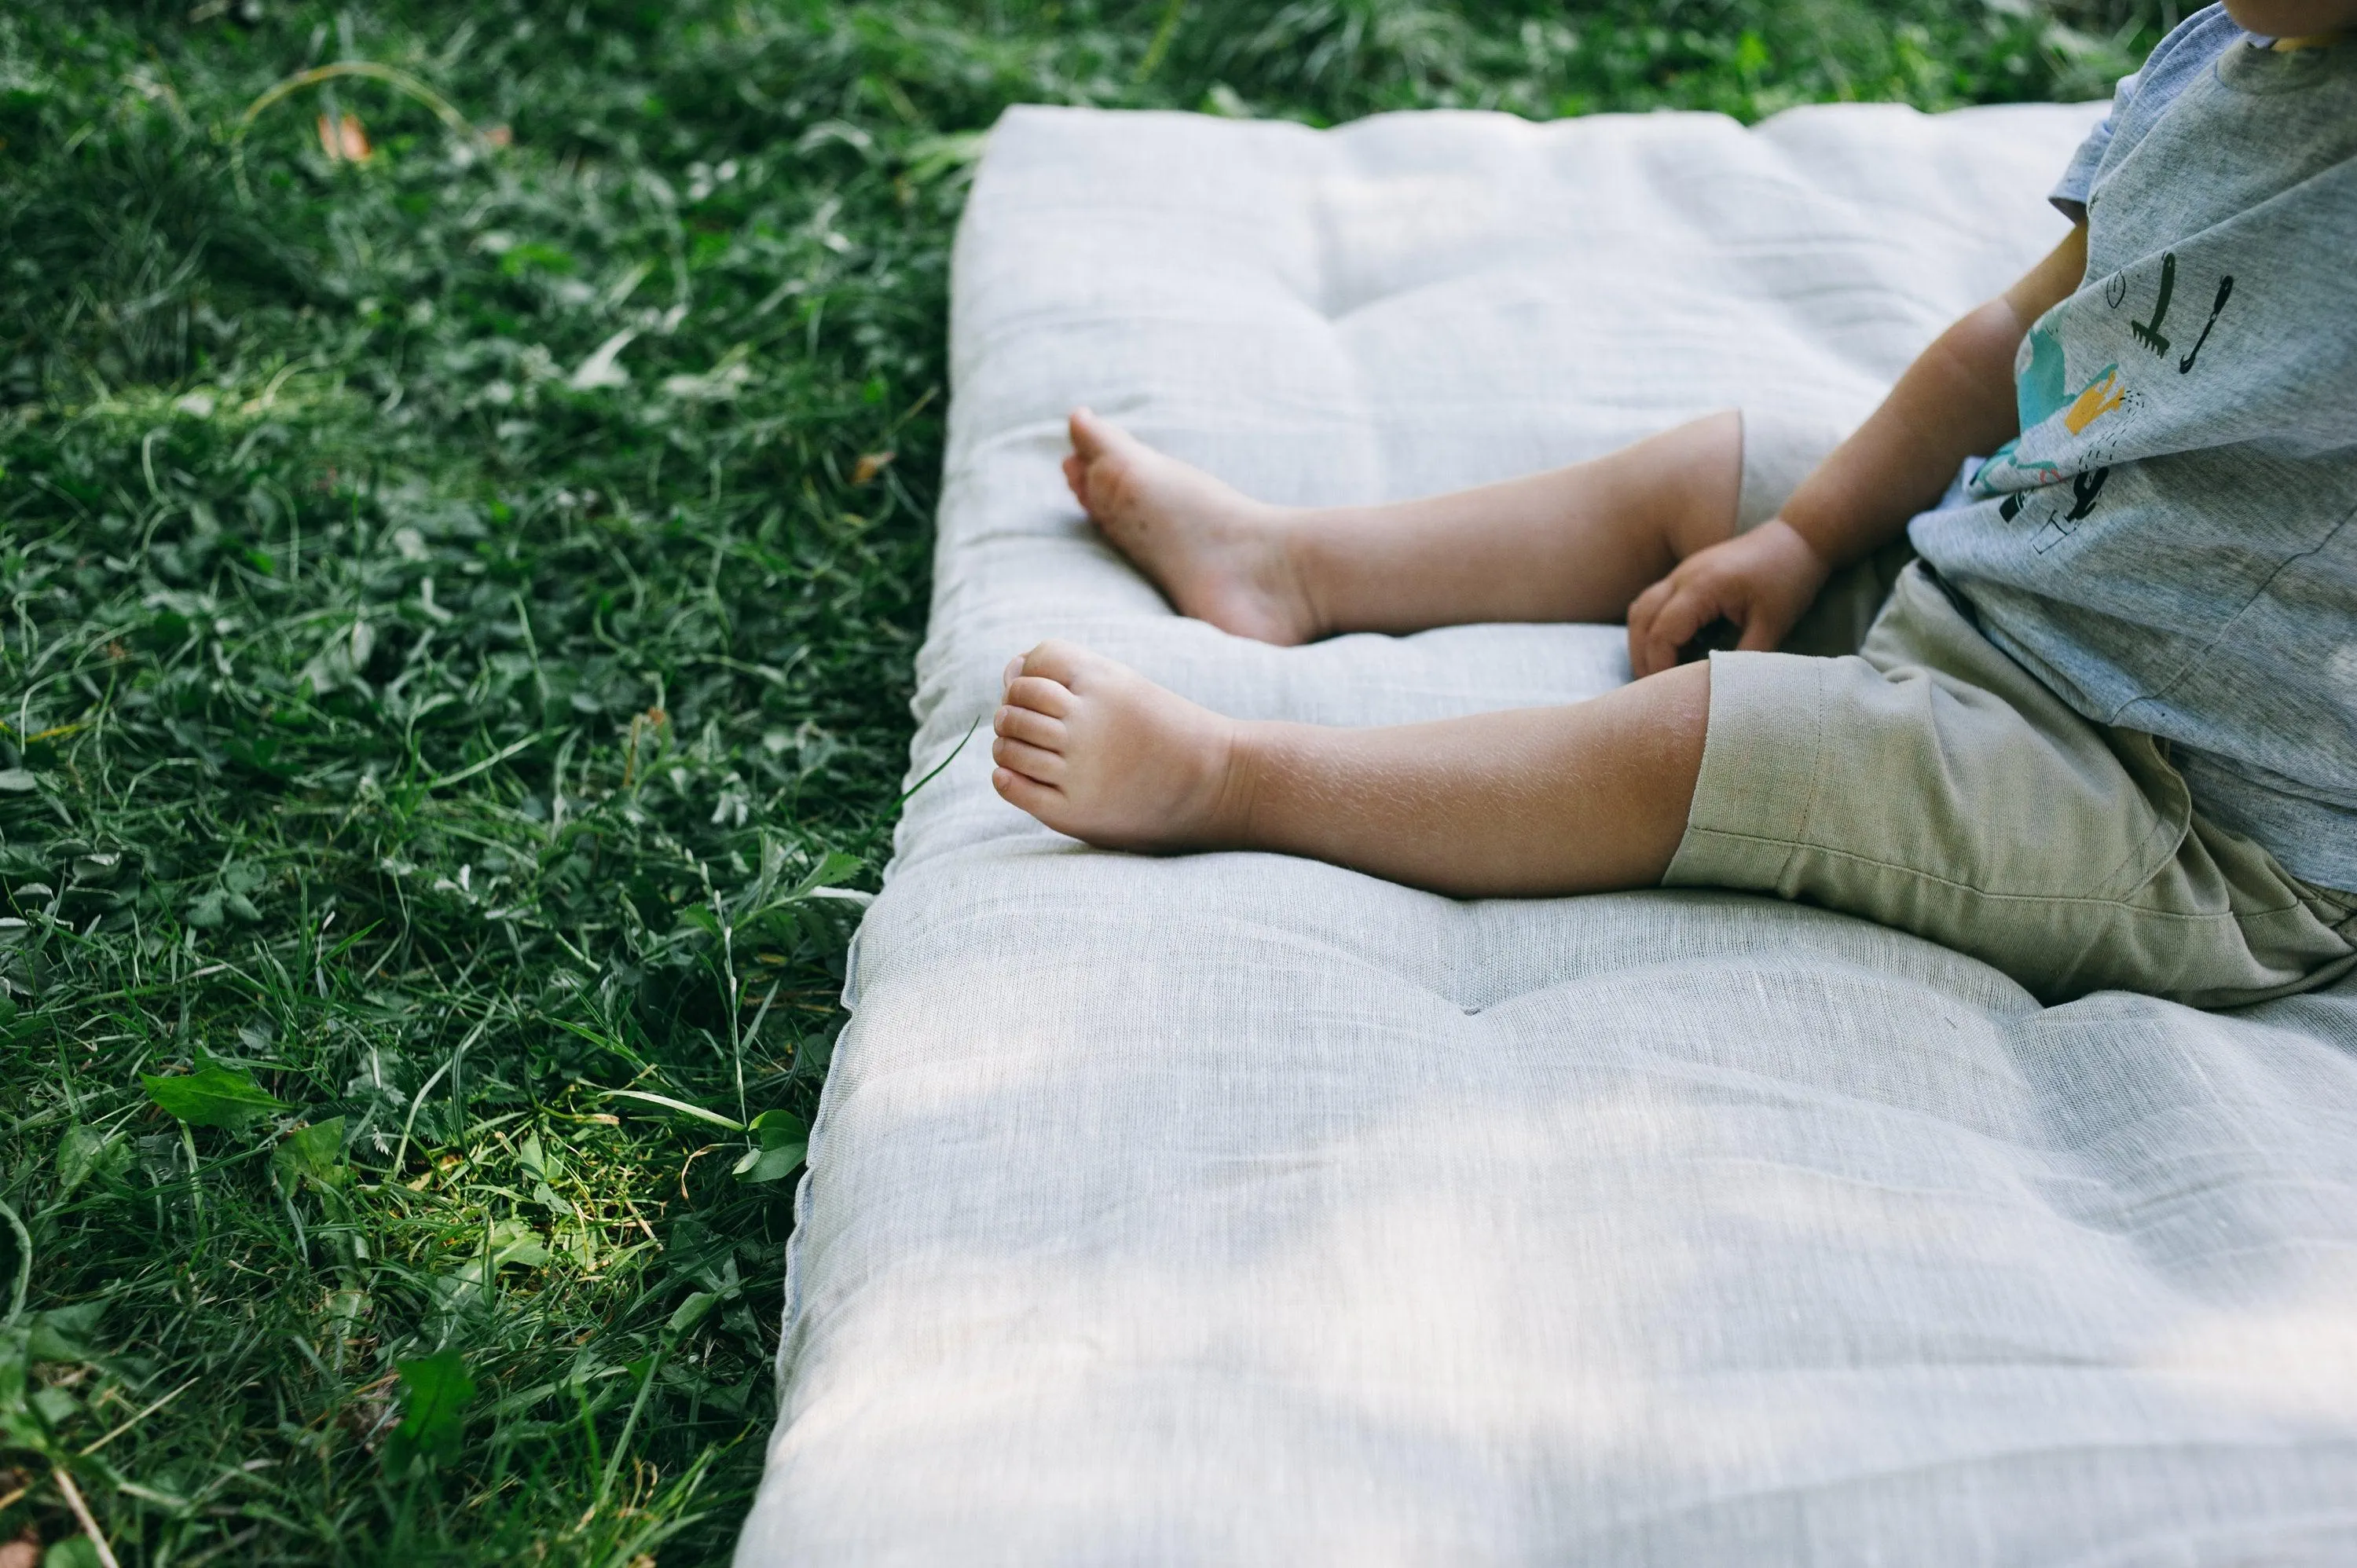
[2049,69,2138,219]
[2049,6,2246,220]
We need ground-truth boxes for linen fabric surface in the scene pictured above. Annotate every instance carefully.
[732,102,2357,1566]
[1673,561,2357,1007]
[1911,16,2357,891]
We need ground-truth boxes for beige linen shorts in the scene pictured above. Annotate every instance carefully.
[1663,559,2357,1007]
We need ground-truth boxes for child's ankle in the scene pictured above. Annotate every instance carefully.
[1272,511,1340,642]
[1214,719,1288,849]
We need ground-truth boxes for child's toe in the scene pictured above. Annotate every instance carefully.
[992,765,1061,820]
[995,704,1065,749]
[1004,675,1073,719]
[1018,639,1087,686]
[992,735,1065,783]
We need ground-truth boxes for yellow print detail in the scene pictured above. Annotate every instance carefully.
[2063,365,2124,434]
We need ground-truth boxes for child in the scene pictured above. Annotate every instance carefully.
[989,1,2357,1007]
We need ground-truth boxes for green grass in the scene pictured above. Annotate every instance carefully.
[0,2,2165,1562]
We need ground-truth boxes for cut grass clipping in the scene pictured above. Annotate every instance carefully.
[2,2,2153,1562]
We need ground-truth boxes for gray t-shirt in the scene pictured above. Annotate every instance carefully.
[1908,11,2357,892]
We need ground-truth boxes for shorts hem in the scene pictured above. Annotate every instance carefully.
[1665,648,1828,892]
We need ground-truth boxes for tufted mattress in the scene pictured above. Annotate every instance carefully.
[732,103,2357,1564]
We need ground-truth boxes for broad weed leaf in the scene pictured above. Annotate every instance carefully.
[383,1348,475,1475]
[730,1142,805,1183]
[485,1217,551,1270]
[749,1108,806,1148]
[0,1307,104,1453]
[425,1218,552,1320]
[26,1303,104,1362]
[731,1109,808,1184]
[0,1328,42,1451]
[142,1063,288,1129]
[271,1117,347,1195]
[55,1125,130,1196]
[666,1290,720,1336]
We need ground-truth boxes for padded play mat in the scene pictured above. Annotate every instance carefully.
[732,101,2357,1565]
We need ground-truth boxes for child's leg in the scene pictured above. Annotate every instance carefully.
[992,640,1708,898]
[1065,408,1743,645]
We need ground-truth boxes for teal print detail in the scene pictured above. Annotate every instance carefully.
[1969,442,2018,498]
[2016,323,2070,430]
[1971,438,2065,500]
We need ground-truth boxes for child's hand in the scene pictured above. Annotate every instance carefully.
[1626,518,1833,679]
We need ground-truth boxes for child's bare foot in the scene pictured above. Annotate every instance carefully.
[1063,408,1320,645]
[991,639,1252,852]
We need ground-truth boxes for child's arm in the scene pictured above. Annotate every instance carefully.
[1626,221,2089,677]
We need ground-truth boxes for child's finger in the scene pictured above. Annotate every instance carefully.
[1626,577,1673,673]
[1638,584,1717,677]
[1733,573,1813,654]
[1735,606,1791,654]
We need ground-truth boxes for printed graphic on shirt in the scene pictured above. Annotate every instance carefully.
[1967,247,2233,552]
[2129,251,2176,352]
[1974,324,2131,506]
[2177,275,2234,373]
